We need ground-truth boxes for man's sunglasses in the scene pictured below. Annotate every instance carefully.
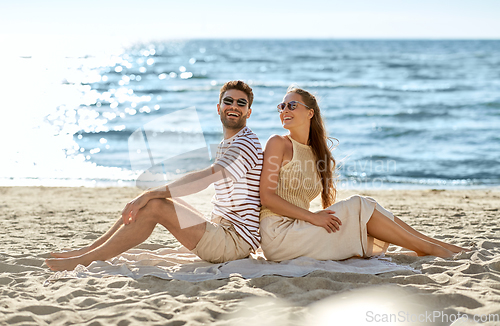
[277,101,311,113]
[222,96,248,107]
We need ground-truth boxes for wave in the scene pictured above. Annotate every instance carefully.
[357,155,406,161]
[246,80,472,93]
[81,78,467,95]
[393,111,451,119]
[403,171,500,181]
[340,175,500,188]
[484,101,500,109]
[87,78,473,94]
[288,54,332,61]
[384,62,422,69]
[241,58,277,63]
[132,85,217,94]
[438,158,500,170]
[335,110,451,120]
[368,127,425,139]
[408,74,441,81]
[0,177,137,188]
[76,129,223,138]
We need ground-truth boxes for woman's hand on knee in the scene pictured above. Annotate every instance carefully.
[310,210,342,233]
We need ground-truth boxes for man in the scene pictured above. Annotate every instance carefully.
[46,80,263,271]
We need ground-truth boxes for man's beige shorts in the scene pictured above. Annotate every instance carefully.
[191,216,252,263]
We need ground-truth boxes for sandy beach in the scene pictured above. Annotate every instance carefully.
[1,186,500,325]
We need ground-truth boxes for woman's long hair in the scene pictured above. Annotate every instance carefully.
[287,86,338,208]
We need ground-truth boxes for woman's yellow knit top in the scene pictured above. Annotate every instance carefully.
[260,136,323,219]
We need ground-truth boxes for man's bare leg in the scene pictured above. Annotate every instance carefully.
[50,196,208,258]
[367,209,454,258]
[393,216,468,253]
[50,218,124,258]
[45,198,207,271]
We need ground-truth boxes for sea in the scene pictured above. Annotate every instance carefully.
[2,39,500,189]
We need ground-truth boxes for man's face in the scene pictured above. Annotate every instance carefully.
[217,89,252,130]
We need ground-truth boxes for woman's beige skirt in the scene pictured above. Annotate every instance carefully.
[260,195,395,262]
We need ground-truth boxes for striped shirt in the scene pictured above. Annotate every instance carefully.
[211,126,263,251]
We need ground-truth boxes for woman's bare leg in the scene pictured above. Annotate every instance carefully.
[50,218,124,258]
[393,216,468,253]
[367,209,454,258]
[45,198,207,271]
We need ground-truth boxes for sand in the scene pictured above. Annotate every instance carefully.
[1,186,500,325]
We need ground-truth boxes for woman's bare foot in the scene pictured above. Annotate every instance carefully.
[50,247,92,258]
[45,257,90,271]
[413,241,455,258]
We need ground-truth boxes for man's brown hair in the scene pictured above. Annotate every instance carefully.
[219,80,254,107]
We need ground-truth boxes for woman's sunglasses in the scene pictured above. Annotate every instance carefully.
[222,96,248,107]
[277,101,311,113]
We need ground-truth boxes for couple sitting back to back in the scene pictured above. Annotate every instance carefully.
[46,80,468,271]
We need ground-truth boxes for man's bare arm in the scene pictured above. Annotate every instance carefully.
[121,164,232,224]
[148,164,231,198]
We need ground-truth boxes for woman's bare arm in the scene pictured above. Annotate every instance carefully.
[260,135,341,233]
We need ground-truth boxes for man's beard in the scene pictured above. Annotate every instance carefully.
[220,113,247,130]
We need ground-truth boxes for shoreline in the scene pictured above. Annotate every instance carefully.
[1,180,499,190]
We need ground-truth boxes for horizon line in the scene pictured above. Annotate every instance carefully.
[127,37,500,42]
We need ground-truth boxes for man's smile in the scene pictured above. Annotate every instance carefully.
[226,111,240,118]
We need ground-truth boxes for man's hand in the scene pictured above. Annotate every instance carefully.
[121,192,152,225]
[308,210,342,233]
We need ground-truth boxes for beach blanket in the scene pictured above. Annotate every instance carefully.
[44,246,419,285]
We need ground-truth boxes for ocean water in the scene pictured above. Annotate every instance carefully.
[2,40,500,189]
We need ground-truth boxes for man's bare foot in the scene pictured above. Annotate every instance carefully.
[397,251,418,257]
[432,246,454,258]
[442,242,470,253]
[50,247,92,258]
[45,257,89,271]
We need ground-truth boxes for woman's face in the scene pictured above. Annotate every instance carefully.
[279,92,313,130]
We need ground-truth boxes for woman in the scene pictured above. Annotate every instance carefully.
[259,87,467,262]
